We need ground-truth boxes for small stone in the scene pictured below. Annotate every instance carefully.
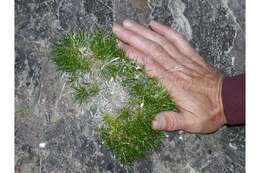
[39,142,46,148]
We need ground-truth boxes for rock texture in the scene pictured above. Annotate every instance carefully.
[15,0,245,172]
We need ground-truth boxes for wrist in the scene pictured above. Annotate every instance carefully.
[218,75,227,125]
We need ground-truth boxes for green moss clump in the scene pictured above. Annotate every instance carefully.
[52,31,176,164]
[99,108,163,164]
[53,33,92,78]
[90,30,124,61]
[53,33,99,103]
[73,84,99,104]
[15,105,26,113]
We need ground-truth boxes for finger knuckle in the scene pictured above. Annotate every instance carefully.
[149,43,163,53]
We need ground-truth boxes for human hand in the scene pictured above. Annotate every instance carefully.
[112,19,227,133]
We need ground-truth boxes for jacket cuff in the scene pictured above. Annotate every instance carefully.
[221,74,245,125]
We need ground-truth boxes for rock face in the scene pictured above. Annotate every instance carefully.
[15,0,245,172]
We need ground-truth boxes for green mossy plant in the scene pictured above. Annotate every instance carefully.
[15,105,26,113]
[52,30,176,164]
[73,84,99,104]
[53,33,92,79]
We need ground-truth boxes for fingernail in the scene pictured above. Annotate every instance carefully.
[152,120,159,130]
[112,24,122,33]
[123,19,134,27]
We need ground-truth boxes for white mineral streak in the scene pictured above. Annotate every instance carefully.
[168,0,193,40]
[229,142,237,150]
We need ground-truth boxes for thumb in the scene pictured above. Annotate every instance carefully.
[151,111,186,131]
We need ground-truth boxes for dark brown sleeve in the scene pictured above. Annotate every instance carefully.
[221,74,245,125]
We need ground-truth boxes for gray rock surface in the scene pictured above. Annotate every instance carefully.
[15,0,245,172]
